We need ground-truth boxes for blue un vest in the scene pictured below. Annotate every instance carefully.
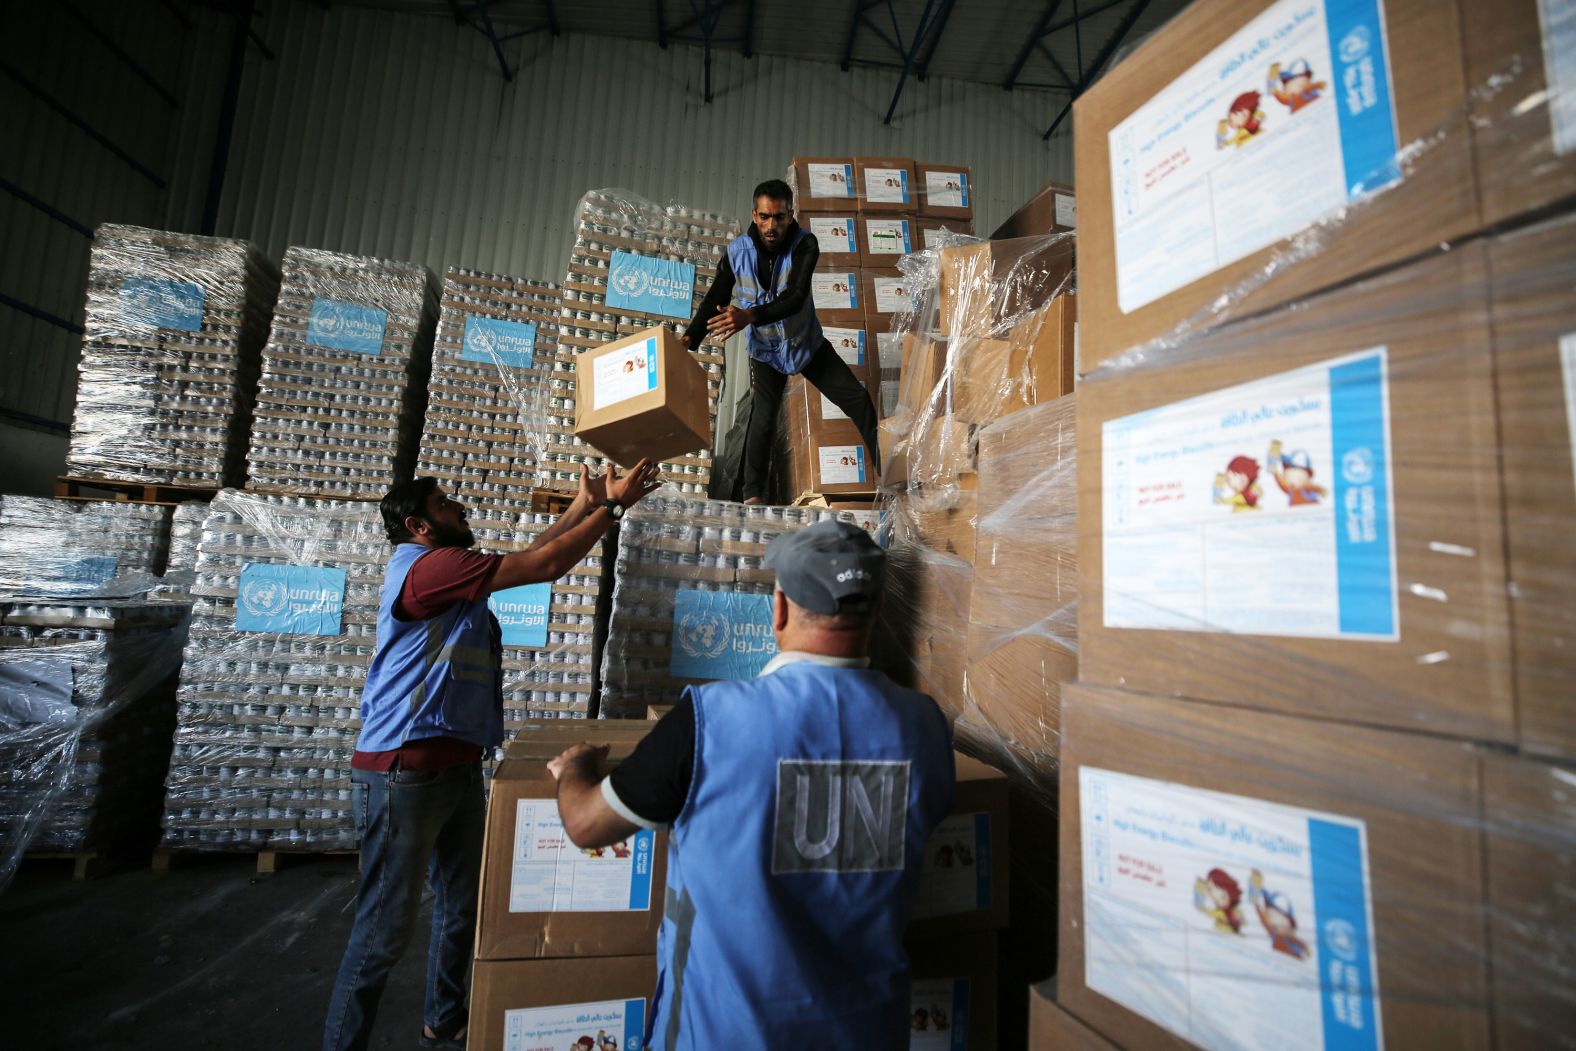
[356,543,504,752]
[647,662,954,1049]
[728,226,824,374]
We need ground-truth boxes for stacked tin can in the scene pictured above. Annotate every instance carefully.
[543,190,738,495]
[159,490,385,850]
[417,268,599,723]
[0,496,172,598]
[245,247,438,499]
[66,224,279,487]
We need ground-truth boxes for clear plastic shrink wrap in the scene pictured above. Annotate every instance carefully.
[66,224,279,487]
[543,189,739,494]
[0,599,189,892]
[245,247,438,499]
[149,500,209,602]
[0,496,173,599]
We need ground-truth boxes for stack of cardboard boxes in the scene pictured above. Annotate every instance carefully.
[1041,0,1576,1045]
[782,156,975,503]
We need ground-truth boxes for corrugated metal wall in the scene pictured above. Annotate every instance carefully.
[172,1,1075,284]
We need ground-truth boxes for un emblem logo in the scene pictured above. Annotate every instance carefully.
[240,576,289,619]
[315,301,346,335]
[676,608,730,661]
[611,262,651,299]
[466,324,496,358]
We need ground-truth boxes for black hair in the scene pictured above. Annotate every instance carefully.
[753,179,794,207]
[381,476,440,545]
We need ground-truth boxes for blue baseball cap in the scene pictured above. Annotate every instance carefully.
[765,520,886,615]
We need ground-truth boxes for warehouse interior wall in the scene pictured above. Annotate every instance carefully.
[3,0,1075,492]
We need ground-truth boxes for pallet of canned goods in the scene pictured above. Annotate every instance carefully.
[0,496,172,599]
[245,248,438,500]
[65,225,280,488]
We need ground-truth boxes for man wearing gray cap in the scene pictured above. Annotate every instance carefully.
[549,521,955,1049]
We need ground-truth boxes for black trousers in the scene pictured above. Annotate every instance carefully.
[743,337,882,500]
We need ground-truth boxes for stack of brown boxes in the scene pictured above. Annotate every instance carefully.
[542,190,738,496]
[1042,0,1576,1045]
[471,722,663,1050]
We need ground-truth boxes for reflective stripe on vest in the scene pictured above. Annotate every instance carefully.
[727,227,824,374]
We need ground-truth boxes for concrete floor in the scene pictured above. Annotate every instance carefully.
[1,854,432,1050]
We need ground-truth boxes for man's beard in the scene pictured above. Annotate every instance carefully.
[427,519,475,548]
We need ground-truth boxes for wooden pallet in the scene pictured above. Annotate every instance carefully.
[54,476,221,506]
[152,848,360,874]
[26,850,127,880]
[529,488,578,516]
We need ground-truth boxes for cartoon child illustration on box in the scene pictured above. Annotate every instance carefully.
[1268,59,1327,113]
[1269,441,1328,506]
[1250,868,1311,960]
[610,839,632,859]
[933,1005,950,1030]
[1216,91,1266,149]
[935,843,955,868]
[1213,454,1263,511]
[954,841,974,866]
[1194,867,1246,934]
[913,1007,931,1031]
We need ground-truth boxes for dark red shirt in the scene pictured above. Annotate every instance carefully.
[352,545,504,772]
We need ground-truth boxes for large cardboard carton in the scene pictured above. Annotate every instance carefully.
[915,162,975,221]
[854,155,918,214]
[1029,981,1120,1050]
[909,752,1010,936]
[1482,751,1576,1050]
[909,932,999,1048]
[906,489,978,565]
[477,742,667,961]
[1074,0,1477,374]
[918,217,976,251]
[810,265,864,328]
[574,326,710,468]
[991,181,1077,240]
[1487,212,1576,758]
[951,295,1077,425]
[1058,684,1489,1051]
[1462,0,1576,228]
[790,155,858,212]
[1077,247,1514,743]
[862,266,913,323]
[897,332,947,418]
[858,216,917,265]
[503,719,654,759]
[469,955,657,1051]
[937,237,1075,338]
[799,212,860,267]
[884,413,977,491]
[785,377,877,498]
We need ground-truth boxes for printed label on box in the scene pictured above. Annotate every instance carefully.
[502,997,646,1051]
[463,315,537,369]
[1108,0,1399,313]
[1055,192,1078,229]
[1080,767,1381,1051]
[491,582,552,648]
[808,162,857,200]
[121,276,204,331]
[865,166,911,204]
[925,170,970,209]
[669,588,777,680]
[1541,0,1576,155]
[812,272,860,312]
[1559,332,1576,492]
[605,251,696,319]
[307,299,388,355]
[1101,347,1396,640]
[808,216,858,254]
[510,798,654,912]
[913,812,993,919]
[910,978,971,1050]
[235,564,346,635]
[865,218,913,256]
[819,444,868,485]
[824,327,868,367]
[593,337,660,411]
[873,276,912,314]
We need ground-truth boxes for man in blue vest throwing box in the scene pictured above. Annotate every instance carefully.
[550,521,956,1048]
[683,179,882,504]
[322,459,662,1051]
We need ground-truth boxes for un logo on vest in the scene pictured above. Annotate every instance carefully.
[240,576,289,618]
[676,608,730,661]
[772,759,910,874]
[611,262,652,299]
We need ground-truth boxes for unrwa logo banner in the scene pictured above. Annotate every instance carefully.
[669,588,776,681]
[489,582,552,648]
[462,315,537,370]
[120,276,205,332]
[605,250,697,319]
[307,298,389,355]
[235,563,347,635]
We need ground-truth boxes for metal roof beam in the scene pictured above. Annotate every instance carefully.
[882,0,940,125]
[840,0,884,71]
[743,0,754,57]
[59,0,181,108]
[470,0,514,82]
[0,60,165,188]
[1043,0,1154,140]
[0,177,93,238]
[1003,0,1065,90]
[914,0,956,81]
[543,0,559,36]
[656,0,668,48]
[1034,38,1074,87]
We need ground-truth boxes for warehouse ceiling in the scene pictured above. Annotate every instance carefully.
[326,0,1194,124]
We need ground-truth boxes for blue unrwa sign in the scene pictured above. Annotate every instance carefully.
[307,298,389,355]
[462,315,537,369]
[489,582,552,648]
[605,250,696,319]
[669,588,777,681]
[121,277,205,331]
[235,564,347,635]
